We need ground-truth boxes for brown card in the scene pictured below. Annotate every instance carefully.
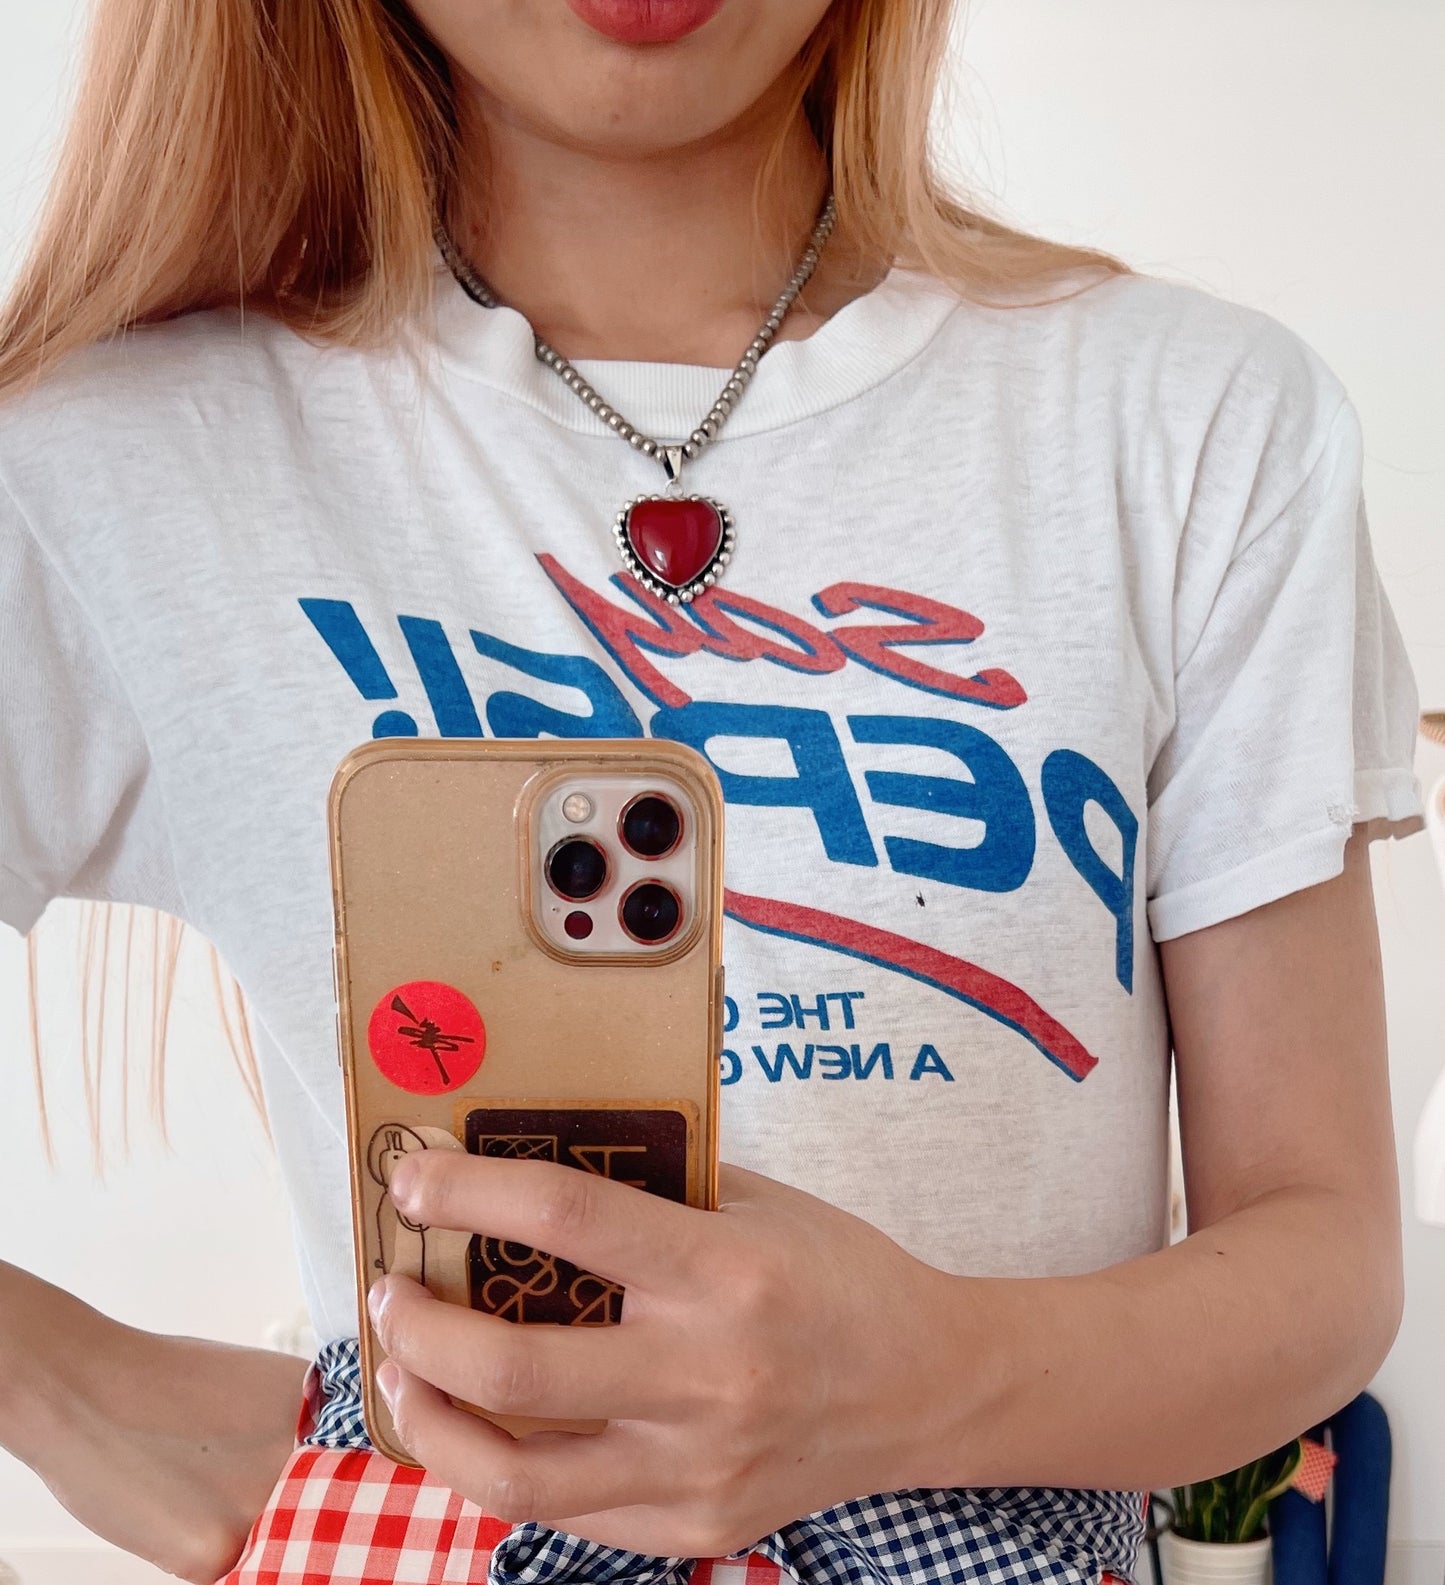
[462,1104,690,1326]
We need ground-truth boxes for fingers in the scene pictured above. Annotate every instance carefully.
[378,1362,655,1525]
[389,1150,709,1289]
[369,1275,685,1422]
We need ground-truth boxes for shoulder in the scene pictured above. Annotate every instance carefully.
[924,269,1361,545]
[1098,271,1345,427]
[931,267,1350,454]
[0,308,342,521]
[2,305,324,440]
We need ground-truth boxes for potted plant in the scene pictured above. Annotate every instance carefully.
[1157,1439,1308,1584]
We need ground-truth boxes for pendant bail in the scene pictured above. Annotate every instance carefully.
[662,445,686,497]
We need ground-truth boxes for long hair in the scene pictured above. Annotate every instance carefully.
[0,0,1125,396]
[26,904,267,1168]
[2,0,1127,1149]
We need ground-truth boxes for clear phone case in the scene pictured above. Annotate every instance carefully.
[329,738,725,1460]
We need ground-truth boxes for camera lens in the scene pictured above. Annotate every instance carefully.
[546,838,608,902]
[620,881,681,944]
[620,794,681,859]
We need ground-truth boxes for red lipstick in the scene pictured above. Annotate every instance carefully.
[565,0,727,46]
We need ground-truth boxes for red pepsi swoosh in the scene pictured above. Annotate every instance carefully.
[723,889,1097,1082]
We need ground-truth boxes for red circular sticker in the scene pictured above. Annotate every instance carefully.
[367,980,486,1095]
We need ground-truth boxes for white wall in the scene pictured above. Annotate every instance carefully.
[0,1,1441,1581]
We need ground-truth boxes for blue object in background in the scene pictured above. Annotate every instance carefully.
[1270,1391,1391,1585]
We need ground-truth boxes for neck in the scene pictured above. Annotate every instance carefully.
[446,80,887,365]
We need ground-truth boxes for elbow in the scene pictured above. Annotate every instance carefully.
[1340,1230,1404,1399]
[1364,1253,1405,1377]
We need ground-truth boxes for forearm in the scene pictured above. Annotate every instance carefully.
[0,1257,306,1583]
[0,1259,304,1459]
[915,1184,1402,1493]
[0,1260,108,1465]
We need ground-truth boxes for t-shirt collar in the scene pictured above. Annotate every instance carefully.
[426,251,961,439]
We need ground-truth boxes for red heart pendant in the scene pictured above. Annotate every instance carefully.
[615,495,733,603]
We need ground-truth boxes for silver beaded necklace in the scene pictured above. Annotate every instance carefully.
[434,193,838,604]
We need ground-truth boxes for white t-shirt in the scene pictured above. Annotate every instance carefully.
[0,259,1423,1344]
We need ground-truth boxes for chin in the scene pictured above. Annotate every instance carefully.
[416,0,829,158]
[528,90,761,162]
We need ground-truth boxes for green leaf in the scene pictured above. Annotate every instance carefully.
[1236,1440,1306,1540]
[1173,1439,1310,1544]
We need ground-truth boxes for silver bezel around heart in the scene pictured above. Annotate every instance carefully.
[612,495,735,605]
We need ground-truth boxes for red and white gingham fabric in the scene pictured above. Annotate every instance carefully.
[217,1446,788,1585]
[1289,1436,1338,1503]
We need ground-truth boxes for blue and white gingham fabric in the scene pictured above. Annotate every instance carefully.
[305,1336,374,1449]
[304,1338,1145,1584]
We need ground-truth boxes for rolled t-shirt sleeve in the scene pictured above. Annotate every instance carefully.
[0,481,181,934]
[1145,357,1423,943]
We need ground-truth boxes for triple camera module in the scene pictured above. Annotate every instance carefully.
[545,792,684,945]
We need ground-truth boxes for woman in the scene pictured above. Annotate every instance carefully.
[0,1,1422,1582]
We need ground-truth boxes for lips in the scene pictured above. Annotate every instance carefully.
[565,0,728,46]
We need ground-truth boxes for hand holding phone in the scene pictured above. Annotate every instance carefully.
[329,739,725,1459]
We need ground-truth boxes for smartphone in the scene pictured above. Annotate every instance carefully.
[328,737,725,1462]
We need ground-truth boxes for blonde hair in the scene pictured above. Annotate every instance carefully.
[2,0,1127,1149]
[27,904,267,1168]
